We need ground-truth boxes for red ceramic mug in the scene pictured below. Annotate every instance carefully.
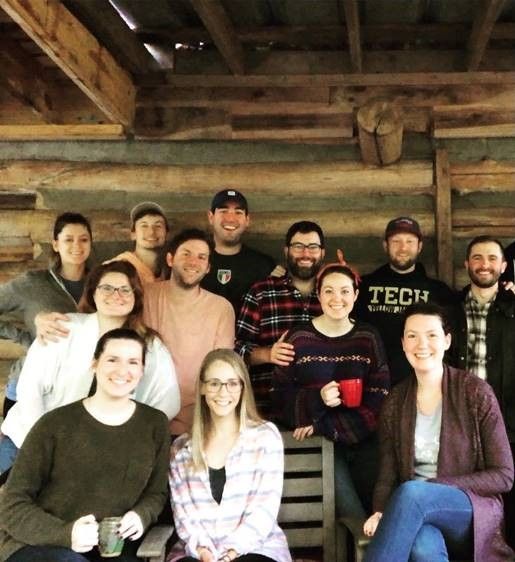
[338,378,363,408]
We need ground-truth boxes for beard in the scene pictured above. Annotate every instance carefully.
[172,268,205,289]
[468,266,502,289]
[287,254,323,280]
[389,255,418,272]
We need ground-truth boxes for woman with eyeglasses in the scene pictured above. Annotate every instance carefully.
[0,328,169,562]
[272,263,390,521]
[0,212,93,419]
[0,260,180,476]
[168,349,291,562]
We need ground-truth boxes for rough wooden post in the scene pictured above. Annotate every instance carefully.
[434,149,454,287]
[357,98,403,166]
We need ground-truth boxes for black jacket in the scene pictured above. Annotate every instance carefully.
[356,263,456,386]
[447,286,515,442]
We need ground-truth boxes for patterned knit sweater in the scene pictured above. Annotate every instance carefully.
[272,321,390,445]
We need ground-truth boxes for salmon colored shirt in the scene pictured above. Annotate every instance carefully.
[144,281,235,434]
[109,251,157,285]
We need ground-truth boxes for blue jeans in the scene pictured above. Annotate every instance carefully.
[364,481,473,562]
[0,435,18,475]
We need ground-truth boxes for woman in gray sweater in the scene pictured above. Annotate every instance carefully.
[0,212,93,417]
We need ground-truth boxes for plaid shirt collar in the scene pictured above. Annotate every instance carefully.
[464,288,496,380]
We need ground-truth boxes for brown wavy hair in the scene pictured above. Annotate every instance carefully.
[78,260,151,339]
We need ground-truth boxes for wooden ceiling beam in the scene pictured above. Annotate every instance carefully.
[136,22,515,48]
[147,70,515,88]
[165,48,515,78]
[466,0,507,71]
[0,0,136,127]
[63,0,157,76]
[188,0,245,75]
[0,124,126,140]
[342,0,362,73]
[0,36,54,121]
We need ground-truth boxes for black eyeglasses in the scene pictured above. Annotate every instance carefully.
[288,242,322,253]
[203,379,242,394]
[96,284,134,297]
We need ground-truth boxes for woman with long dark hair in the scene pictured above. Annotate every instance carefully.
[0,212,93,416]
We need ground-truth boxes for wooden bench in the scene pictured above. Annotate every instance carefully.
[138,431,340,562]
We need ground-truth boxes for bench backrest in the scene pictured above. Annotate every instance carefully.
[279,432,336,562]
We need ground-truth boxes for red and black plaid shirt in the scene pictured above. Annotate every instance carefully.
[236,275,322,415]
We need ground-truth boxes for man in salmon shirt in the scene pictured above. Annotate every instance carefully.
[144,228,235,435]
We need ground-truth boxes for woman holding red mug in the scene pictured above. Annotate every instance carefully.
[272,263,390,519]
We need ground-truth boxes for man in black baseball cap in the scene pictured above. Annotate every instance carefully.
[355,216,455,385]
[202,189,275,314]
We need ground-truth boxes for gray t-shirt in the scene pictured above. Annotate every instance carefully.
[414,401,442,480]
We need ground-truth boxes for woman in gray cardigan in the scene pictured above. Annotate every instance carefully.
[363,302,514,562]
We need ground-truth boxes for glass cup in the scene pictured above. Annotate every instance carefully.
[338,378,363,408]
[98,517,124,558]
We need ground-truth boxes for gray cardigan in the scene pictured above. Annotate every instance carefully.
[0,267,79,397]
[374,365,514,562]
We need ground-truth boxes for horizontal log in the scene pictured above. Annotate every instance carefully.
[0,124,126,140]
[0,236,34,262]
[453,207,515,228]
[433,110,515,138]
[135,108,231,140]
[0,190,36,209]
[453,225,515,239]
[0,160,434,195]
[0,210,435,241]
[153,70,515,89]
[451,173,515,193]
[334,84,515,111]
[139,83,515,113]
[137,86,332,111]
[450,160,515,175]
[231,113,353,139]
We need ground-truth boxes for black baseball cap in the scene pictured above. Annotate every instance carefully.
[210,189,248,213]
[385,217,422,240]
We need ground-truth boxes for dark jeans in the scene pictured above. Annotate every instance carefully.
[2,396,15,418]
[176,553,275,562]
[8,540,141,562]
[335,434,378,517]
[364,481,473,562]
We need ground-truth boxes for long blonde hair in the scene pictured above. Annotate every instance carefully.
[189,349,263,472]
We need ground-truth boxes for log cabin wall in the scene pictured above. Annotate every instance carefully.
[1,0,515,399]
[0,134,514,388]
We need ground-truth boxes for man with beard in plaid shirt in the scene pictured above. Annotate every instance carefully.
[448,235,515,548]
[236,221,325,416]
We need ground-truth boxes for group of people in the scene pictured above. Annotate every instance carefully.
[0,189,514,562]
